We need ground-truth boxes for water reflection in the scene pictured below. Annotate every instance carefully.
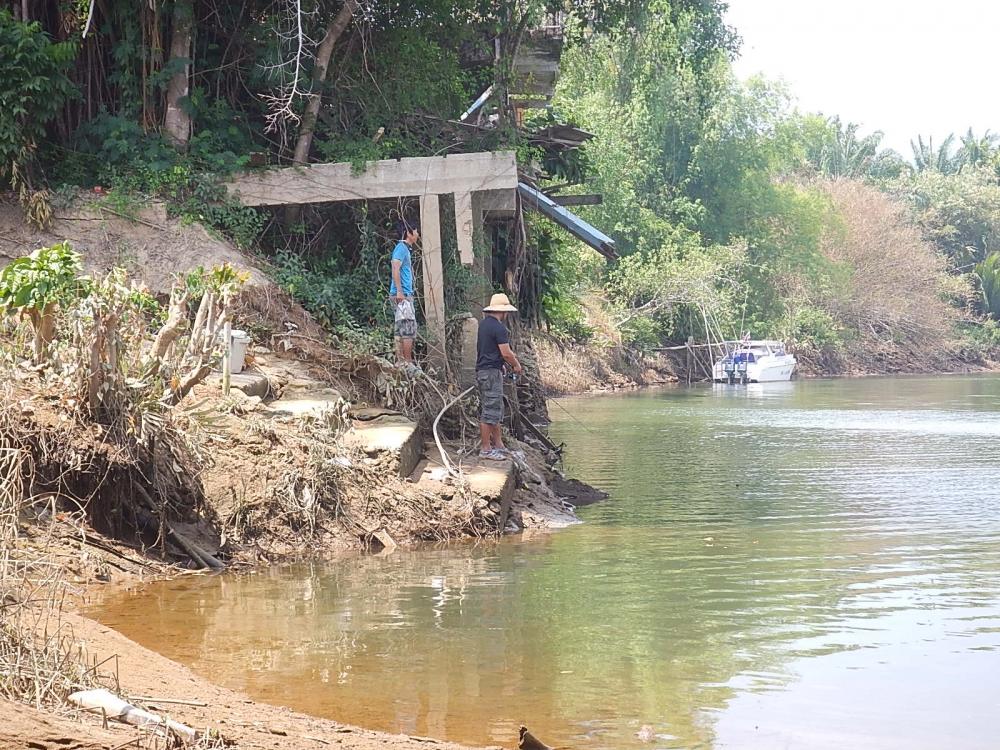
[94,376,1000,749]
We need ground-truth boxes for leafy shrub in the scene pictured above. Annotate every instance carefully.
[789,306,844,350]
[543,294,593,342]
[53,112,264,248]
[975,253,1000,319]
[183,263,251,301]
[609,240,747,347]
[0,242,83,313]
[0,242,84,361]
[956,319,1000,360]
[618,312,661,351]
[271,249,392,354]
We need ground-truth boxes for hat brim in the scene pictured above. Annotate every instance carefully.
[483,304,518,313]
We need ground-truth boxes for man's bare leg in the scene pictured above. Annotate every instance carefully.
[479,422,493,453]
[396,337,414,363]
[490,424,505,451]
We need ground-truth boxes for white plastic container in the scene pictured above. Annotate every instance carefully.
[229,329,251,374]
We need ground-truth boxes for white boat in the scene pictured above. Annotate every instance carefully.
[712,340,796,383]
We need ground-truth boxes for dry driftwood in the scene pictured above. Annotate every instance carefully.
[133,695,209,707]
[147,287,189,374]
[132,485,224,570]
[68,688,198,741]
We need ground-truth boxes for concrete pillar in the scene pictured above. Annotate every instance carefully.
[420,193,447,372]
[458,192,486,387]
[454,191,474,266]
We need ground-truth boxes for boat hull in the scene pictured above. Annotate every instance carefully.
[747,358,796,382]
[712,355,796,383]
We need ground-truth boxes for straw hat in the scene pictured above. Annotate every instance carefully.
[483,293,518,313]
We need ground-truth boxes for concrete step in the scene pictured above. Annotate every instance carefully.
[224,370,271,399]
[342,414,422,479]
[266,387,344,418]
[414,443,517,527]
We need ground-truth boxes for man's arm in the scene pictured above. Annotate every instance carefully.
[391,259,404,302]
[498,343,523,374]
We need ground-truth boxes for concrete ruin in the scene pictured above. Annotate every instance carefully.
[227,151,519,378]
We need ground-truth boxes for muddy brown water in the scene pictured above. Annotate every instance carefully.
[91,376,1000,749]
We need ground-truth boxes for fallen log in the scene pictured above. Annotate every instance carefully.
[132,486,224,570]
[68,688,198,741]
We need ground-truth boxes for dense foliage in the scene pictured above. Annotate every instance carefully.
[0,10,75,225]
[3,0,1000,371]
[541,2,1000,371]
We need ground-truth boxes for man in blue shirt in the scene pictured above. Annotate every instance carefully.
[389,219,419,363]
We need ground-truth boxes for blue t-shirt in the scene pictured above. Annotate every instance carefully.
[389,241,413,297]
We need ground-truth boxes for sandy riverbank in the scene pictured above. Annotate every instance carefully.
[3,595,491,750]
[1,368,595,750]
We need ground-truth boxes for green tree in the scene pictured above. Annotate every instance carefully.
[911,134,961,174]
[957,128,998,170]
[975,253,1000,319]
[0,11,76,225]
[814,117,885,178]
[555,0,736,256]
[889,166,1000,267]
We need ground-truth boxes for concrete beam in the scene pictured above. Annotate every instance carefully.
[517,181,617,259]
[228,152,518,206]
[477,188,517,216]
[420,194,447,372]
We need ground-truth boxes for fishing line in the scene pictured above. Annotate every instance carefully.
[547,395,599,434]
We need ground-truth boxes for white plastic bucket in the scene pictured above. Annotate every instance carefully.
[229,329,251,374]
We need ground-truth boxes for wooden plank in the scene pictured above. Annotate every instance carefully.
[552,193,603,206]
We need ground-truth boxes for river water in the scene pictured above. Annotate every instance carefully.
[92,376,1000,749]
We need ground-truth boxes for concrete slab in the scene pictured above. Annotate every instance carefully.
[267,387,343,417]
[410,443,517,530]
[342,415,422,478]
[418,444,517,503]
[220,371,270,399]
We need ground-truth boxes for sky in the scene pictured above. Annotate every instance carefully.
[725,0,1000,157]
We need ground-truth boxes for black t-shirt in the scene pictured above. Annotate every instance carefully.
[476,315,509,371]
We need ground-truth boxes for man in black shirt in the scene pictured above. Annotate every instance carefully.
[476,293,523,460]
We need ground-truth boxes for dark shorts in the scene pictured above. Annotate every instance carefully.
[477,368,504,425]
[391,296,417,340]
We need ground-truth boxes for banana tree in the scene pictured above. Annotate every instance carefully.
[0,241,83,362]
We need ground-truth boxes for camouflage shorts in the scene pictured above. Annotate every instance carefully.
[391,297,417,340]
[476,368,504,425]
